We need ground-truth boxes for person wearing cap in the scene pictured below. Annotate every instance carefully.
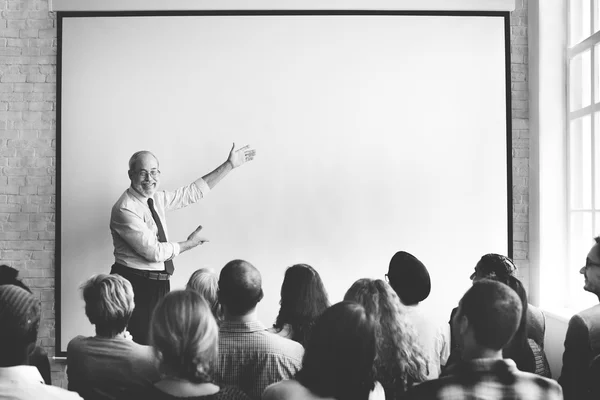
[0,284,82,399]
[386,251,450,380]
[110,143,256,345]
[559,236,600,400]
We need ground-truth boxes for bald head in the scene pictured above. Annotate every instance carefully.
[218,260,263,316]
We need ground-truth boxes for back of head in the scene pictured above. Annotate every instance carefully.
[274,264,330,344]
[151,290,218,383]
[296,301,376,400]
[472,253,517,280]
[81,274,135,335]
[387,251,431,305]
[218,260,263,317]
[0,285,40,366]
[186,268,221,321]
[458,279,522,351]
[0,265,31,292]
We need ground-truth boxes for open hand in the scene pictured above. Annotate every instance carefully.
[228,143,256,168]
[188,225,209,246]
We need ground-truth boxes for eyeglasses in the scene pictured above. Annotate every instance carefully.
[137,169,160,179]
[584,262,600,269]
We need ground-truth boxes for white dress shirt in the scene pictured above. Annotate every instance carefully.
[0,365,82,399]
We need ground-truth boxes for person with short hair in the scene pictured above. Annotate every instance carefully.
[0,284,82,399]
[186,268,222,322]
[386,251,450,379]
[559,236,600,400]
[110,144,256,344]
[123,289,251,400]
[344,279,428,399]
[406,280,563,400]
[0,264,52,385]
[214,260,304,400]
[268,264,330,345]
[67,274,160,400]
[263,301,385,400]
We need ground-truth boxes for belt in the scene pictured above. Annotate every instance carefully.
[112,263,171,281]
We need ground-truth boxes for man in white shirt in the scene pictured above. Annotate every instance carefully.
[0,284,82,399]
[110,143,255,344]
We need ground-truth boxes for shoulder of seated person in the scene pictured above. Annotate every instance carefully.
[263,380,314,400]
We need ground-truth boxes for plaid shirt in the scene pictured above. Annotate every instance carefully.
[405,358,563,400]
[214,320,304,400]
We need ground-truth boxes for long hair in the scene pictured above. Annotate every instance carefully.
[150,290,218,383]
[344,279,428,396]
[296,301,376,400]
[487,274,535,373]
[273,264,330,345]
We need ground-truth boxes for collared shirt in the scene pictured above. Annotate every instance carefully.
[214,320,304,400]
[0,365,82,399]
[110,178,210,271]
[405,358,563,400]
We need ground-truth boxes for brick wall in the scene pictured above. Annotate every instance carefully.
[0,2,530,389]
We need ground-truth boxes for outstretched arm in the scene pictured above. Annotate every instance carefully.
[202,143,256,189]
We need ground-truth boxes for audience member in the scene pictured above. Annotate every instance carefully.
[268,264,330,345]
[0,284,82,399]
[124,290,251,400]
[406,280,563,400]
[386,251,450,379]
[214,260,304,400]
[187,268,222,322]
[0,264,51,385]
[263,301,385,400]
[344,279,428,399]
[559,236,600,400]
[67,274,159,400]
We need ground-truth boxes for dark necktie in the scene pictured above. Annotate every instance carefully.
[147,198,174,274]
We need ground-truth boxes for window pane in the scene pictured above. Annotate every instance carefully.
[571,0,591,45]
[568,212,595,308]
[570,50,592,111]
[596,0,600,34]
[596,113,600,208]
[571,115,592,209]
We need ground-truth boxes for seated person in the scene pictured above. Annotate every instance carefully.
[345,278,427,399]
[406,280,562,400]
[0,264,52,384]
[386,251,450,379]
[67,274,160,400]
[268,264,330,345]
[263,301,385,400]
[186,268,222,322]
[124,290,251,400]
[0,284,82,399]
[213,260,304,400]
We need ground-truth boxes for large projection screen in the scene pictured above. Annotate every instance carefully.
[58,12,510,353]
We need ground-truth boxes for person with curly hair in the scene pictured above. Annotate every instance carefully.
[268,264,330,345]
[263,301,385,400]
[344,279,428,399]
[125,289,251,400]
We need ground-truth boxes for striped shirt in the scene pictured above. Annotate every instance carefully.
[405,358,563,400]
[214,320,304,400]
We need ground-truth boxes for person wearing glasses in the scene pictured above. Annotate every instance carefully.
[109,144,256,345]
[559,236,600,400]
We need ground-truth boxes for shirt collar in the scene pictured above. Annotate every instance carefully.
[443,358,517,376]
[127,186,150,203]
[219,320,267,333]
[0,365,44,384]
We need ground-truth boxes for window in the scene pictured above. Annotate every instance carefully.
[567,0,600,309]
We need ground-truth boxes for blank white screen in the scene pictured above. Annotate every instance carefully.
[60,14,508,352]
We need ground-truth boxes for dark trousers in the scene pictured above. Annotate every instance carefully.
[110,264,170,345]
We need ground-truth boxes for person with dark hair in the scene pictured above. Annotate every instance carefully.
[406,280,562,400]
[263,301,385,400]
[0,264,52,385]
[110,144,255,344]
[67,274,160,400]
[122,290,251,400]
[446,254,550,376]
[214,260,304,400]
[559,236,600,400]
[0,285,82,399]
[268,264,330,345]
[386,251,450,379]
[344,279,428,399]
